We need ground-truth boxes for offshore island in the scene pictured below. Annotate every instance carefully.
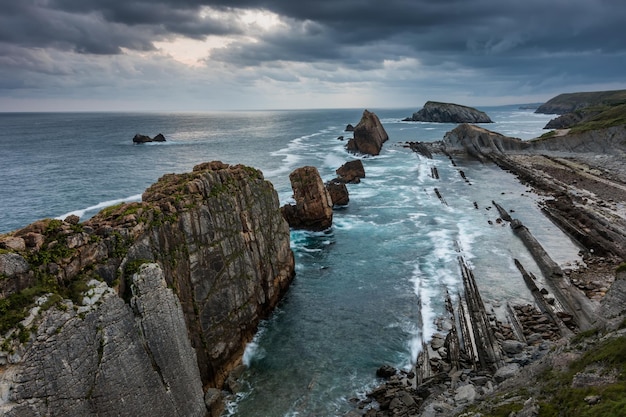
[1,90,626,417]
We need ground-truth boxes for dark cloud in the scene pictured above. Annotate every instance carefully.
[0,0,625,109]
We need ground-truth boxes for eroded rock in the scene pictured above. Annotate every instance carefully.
[281,166,333,231]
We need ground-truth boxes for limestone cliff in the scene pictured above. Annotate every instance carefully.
[0,161,295,416]
[404,101,493,123]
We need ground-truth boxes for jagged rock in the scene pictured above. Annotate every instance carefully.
[598,266,626,323]
[404,101,493,123]
[376,365,397,379]
[335,160,365,183]
[325,180,349,207]
[0,161,295,416]
[345,124,355,132]
[346,110,389,156]
[133,133,166,143]
[0,264,207,417]
[281,166,333,231]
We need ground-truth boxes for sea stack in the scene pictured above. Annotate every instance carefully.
[346,110,389,156]
[281,166,334,231]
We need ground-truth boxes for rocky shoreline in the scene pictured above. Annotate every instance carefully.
[354,124,626,416]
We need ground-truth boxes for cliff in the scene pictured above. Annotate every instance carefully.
[404,101,493,123]
[535,89,626,114]
[0,161,295,416]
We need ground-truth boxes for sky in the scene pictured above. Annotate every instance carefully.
[1,0,625,111]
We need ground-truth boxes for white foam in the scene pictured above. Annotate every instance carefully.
[56,194,142,221]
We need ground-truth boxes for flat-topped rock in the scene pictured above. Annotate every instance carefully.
[404,101,493,123]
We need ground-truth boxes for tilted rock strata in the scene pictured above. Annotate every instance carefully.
[0,161,295,416]
[346,110,389,156]
[1,264,206,417]
[405,101,493,123]
[281,166,333,230]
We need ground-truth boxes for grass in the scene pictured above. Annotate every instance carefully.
[569,103,626,133]
[537,336,626,417]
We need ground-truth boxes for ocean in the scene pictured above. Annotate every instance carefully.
[0,107,582,416]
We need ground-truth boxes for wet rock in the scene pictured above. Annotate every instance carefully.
[346,110,389,156]
[325,180,349,207]
[336,160,366,183]
[281,166,333,231]
[376,365,397,379]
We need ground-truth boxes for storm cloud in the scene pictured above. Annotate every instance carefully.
[1,0,625,110]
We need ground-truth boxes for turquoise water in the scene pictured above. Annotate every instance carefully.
[0,107,581,416]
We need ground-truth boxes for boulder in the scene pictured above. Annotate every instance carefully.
[335,160,365,183]
[405,101,493,123]
[345,124,355,132]
[346,110,389,156]
[133,133,166,143]
[281,166,333,231]
[325,180,349,207]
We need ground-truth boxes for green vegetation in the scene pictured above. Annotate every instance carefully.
[615,263,626,274]
[537,336,626,417]
[569,103,626,133]
[539,90,626,113]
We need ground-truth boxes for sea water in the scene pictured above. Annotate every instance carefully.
[0,106,581,416]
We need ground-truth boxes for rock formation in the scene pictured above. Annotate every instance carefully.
[335,159,365,183]
[404,101,493,123]
[346,110,389,156]
[325,180,349,207]
[133,133,166,143]
[281,166,333,230]
[0,161,295,417]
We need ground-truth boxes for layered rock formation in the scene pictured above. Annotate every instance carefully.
[281,166,334,230]
[346,110,389,156]
[404,101,493,123]
[0,161,295,416]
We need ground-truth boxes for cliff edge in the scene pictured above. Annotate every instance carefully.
[0,161,295,417]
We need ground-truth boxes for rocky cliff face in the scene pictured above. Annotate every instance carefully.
[405,101,493,123]
[0,161,295,416]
